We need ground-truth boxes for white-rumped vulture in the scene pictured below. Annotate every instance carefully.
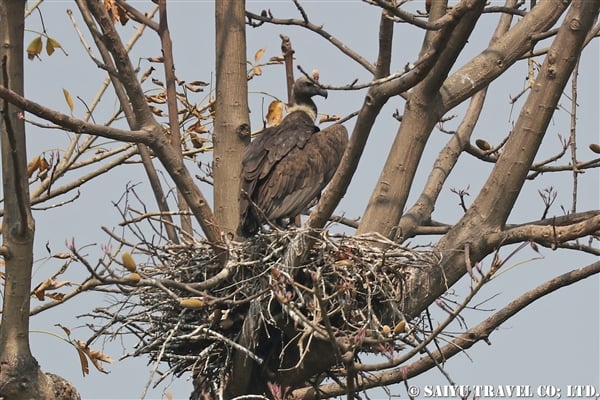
[237,77,348,237]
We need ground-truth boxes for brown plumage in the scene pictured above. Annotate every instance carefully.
[238,77,348,237]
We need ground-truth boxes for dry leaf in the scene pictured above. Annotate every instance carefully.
[27,155,41,178]
[45,37,62,56]
[46,292,65,302]
[123,272,141,285]
[312,69,320,81]
[140,66,155,83]
[589,143,600,154]
[146,93,167,104]
[33,277,71,301]
[63,88,74,113]
[254,47,266,63]
[382,325,391,336]
[319,114,340,124]
[75,340,113,375]
[188,80,209,87]
[475,139,492,151]
[27,36,43,60]
[184,82,205,93]
[393,321,406,335]
[147,56,164,63]
[38,156,50,180]
[52,252,72,260]
[179,298,205,309]
[75,343,90,376]
[266,101,283,128]
[55,323,72,337]
[252,65,262,76]
[149,105,166,117]
[121,252,137,272]
[115,2,129,25]
[104,0,127,25]
[151,78,165,87]
[190,133,207,149]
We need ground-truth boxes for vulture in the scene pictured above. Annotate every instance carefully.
[237,77,348,237]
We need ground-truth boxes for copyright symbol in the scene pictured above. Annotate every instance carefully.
[407,385,420,397]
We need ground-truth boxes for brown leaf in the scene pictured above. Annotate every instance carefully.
[589,143,600,154]
[116,2,129,25]
[151,78,165,87]
[188,120,210,134]
[103,0,126,25]
[33,277,71,301]
[123,272,141,285]
[75,342,90,376]
[393,321,406,335]
[63,88,74,113]
[146,93,167,104]
[27,36,43,60]
[46,292,65,301]
[254,47,266,63]
[27,155,41,178]
[188,80,209,87]
[475,139,492,151]
[75,340,113,375]
[190,132,207,149]
[312,69,320,81]
[252,65,262,77]
[146,56,164,63]
[38,156,50,177]
[319,114,340,124]
[179,298,205,309]
[149,105,166,117]
[52,252,72,260]
[121,252,137,272]
[55,323,72,337]
[268,56,285,64]
[266,101,284,128]
[140,66,155,83]
[184,82,205,93]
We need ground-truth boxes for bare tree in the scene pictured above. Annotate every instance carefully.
[0,1,598,399]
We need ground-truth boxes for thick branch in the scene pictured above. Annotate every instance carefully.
[358,0,485,237]
[214,0,250,237]
[491,213,600,249]
[397,0,518,240]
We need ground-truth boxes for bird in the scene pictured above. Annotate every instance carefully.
[237,76,348,238]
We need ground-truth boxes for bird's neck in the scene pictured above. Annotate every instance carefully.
[288,101,317,122]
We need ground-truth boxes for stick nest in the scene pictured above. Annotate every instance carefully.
[92,228,441,393]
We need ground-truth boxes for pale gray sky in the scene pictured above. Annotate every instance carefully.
[7,1,599,399]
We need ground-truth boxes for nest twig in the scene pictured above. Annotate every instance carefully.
[85,228,441,395]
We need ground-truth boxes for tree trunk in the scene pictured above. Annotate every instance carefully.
[0,2,79,398]
[214,0,250,236]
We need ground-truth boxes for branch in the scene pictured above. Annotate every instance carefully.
[440,0,570,111]
[114,0,159,31]
[245,10,375,74]
[292,259,600,399]
[371,0,484,30]
[0,85,151,142]
[491,213,600,249]
[397,0,518,241]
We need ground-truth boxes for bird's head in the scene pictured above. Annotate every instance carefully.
[293,76,328,102]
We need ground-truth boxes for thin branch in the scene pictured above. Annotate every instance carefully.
[293,259,600,399]
[245,10,375,74]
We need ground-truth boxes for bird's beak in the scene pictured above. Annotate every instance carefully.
[318,87,328,99]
